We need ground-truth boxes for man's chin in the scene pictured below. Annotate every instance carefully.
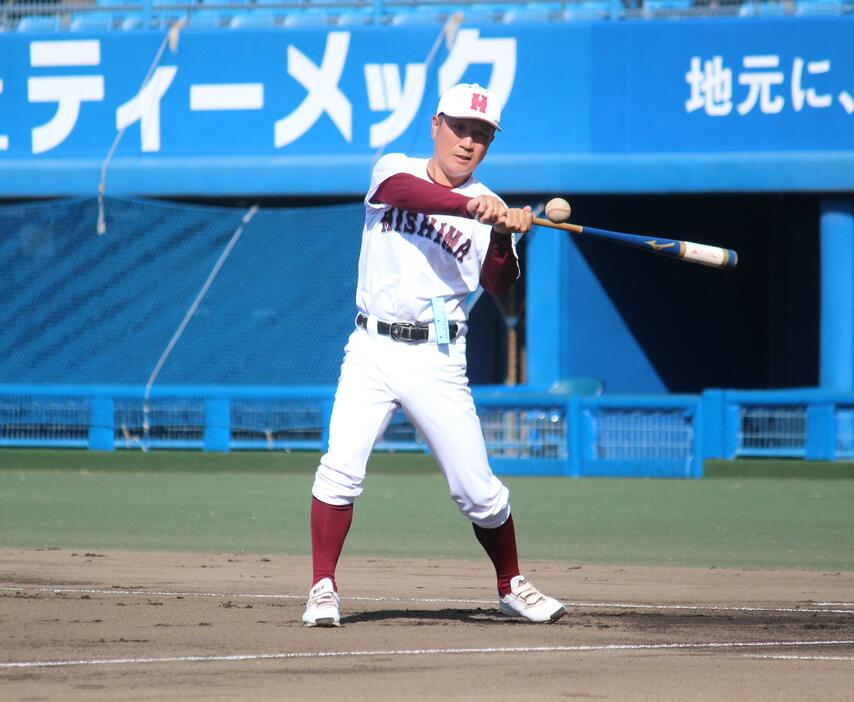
[431,157,476,185]
[447,163,475,180]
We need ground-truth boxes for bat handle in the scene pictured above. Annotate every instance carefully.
[532,216,583,234]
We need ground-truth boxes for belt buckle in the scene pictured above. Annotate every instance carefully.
[390,323,417,342]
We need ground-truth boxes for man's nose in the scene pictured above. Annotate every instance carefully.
[459,136,474,150]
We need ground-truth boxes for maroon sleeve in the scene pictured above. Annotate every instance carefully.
[371,173,472,218]
[480,231,520,294]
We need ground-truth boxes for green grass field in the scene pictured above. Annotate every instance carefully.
[1,450,852,571]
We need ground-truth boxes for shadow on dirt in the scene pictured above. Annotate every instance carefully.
[339,607,545,625]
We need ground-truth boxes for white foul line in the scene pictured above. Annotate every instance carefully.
[2,585,854,616]
[816,602,854,607]
[2,639,854,670]
[0,585,303,601]
[568,601,854,616]
[746,654,854,662]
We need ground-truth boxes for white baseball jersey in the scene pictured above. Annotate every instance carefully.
[358,153,512,324]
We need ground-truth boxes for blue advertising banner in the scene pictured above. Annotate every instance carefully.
[0,17,852,196]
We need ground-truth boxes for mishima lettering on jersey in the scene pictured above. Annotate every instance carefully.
[359,153,504,324]
[379,206,472,263]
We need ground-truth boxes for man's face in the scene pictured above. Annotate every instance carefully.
[430,115,495,185]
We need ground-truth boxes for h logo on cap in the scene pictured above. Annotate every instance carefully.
[470,93,488,114]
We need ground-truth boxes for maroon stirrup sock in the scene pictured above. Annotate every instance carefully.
[473,514,521,596]
[310,496,353,590]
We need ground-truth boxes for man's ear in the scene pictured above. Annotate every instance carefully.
[431,114,441,139]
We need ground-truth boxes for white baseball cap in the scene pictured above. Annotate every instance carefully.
[436,83,502,131]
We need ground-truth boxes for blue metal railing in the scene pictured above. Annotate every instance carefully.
[2,384,853,476]
[700,388,854,462]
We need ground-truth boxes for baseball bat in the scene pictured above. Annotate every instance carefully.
[532,217,738,270]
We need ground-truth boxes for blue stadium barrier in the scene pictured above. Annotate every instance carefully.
[701,388,854,462]
[3,385,852,476]
[573,394,700,478]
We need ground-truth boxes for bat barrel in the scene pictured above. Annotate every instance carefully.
[678,241,738,269]
[532,218,738,270]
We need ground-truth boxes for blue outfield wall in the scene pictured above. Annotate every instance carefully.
[0,17,853,196]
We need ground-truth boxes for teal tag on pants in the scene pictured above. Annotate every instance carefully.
[431,296,450,344]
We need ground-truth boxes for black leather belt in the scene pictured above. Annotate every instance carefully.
[356,313,459,343]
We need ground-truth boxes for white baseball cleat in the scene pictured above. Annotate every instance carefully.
[302,577,341,627]
[498,575,567,623]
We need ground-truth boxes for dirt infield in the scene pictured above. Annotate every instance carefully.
[1,549,853,701]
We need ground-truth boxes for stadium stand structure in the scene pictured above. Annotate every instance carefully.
[2,0,850,31]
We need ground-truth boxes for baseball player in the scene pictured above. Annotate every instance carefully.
[303,83,566,627]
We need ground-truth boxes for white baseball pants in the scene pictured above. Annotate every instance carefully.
[312,325,511,529]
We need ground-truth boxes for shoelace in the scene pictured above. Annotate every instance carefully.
[513,579,545,605]
[310,589,338,607]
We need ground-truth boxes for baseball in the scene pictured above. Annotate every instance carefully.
[545,197,572,223]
